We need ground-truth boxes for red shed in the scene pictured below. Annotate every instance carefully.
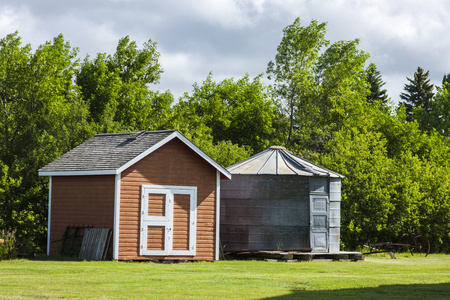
[39,130,231,261]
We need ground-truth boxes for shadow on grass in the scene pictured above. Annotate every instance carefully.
[31,254,81,261]
[262,282,450,299]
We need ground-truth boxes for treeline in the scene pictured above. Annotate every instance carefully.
[1,17,449,254]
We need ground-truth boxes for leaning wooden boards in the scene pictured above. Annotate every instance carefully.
[79,228,112,261]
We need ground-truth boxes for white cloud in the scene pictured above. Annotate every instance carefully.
[1,0,450,102]
[0,5,50,50]
[183,0,252,28]
[178,0,281,29]
[157,51,204,98]
[259,0,450,100]
[0,6,18,33]
[56,17,120,58]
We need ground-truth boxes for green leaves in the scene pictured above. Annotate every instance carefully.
[0,32,92,253]
[1,25,450,255]
[267,18,370,153]
[77,36,166,132]
[267,18,328,149]
[267,19,450,252]
[418,81,450,138]
[319,109,450,251]
[172,73,280,155]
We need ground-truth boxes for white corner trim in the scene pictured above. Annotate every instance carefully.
[47,177,52,256]
[113,173,121,260]
[215,170,221,261]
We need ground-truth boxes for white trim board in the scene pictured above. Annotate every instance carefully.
[116,132,179,174]
[113,173,121,260]
[215,170,221,261]
[116,132,231,179]
[47,177,52,256]
[39,169,117,177]
[174,132,231,179]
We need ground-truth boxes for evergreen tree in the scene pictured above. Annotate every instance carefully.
[366,63,389,106]
[425,74,450,138]
[442,73,450,88]
[399,67,434,121]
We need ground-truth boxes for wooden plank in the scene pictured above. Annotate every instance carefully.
[173,194,190,251]
[147,226,165,251]
[79,228,112,261]
[50,176,115,256]
[148,193,166,217]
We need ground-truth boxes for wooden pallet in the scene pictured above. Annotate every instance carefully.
[224,251,364,262]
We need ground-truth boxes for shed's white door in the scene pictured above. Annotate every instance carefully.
[310,196,329,252]
[140,185,197,256]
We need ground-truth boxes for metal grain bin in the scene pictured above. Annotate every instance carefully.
[220,146,344,253]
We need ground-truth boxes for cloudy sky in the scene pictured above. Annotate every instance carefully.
[1,0,449,103]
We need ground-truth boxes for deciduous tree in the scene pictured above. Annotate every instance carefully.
[172,73,280,155]
[0,32,93,252]
[267,18,370,154]
[267,18,328,149]
[76,36,169,132]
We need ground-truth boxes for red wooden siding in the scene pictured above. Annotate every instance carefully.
[173,194,190,251]
[49,175,115,256]
[147,226,165,251]
[148,193,166,217]
[119,139,217,260]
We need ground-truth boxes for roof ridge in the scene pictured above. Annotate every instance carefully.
[95,129,177,137]
[226,147,273,170]
[288,150,344,178]
[280,149,319,175]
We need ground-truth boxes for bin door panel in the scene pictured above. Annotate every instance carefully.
[310,196,329,252]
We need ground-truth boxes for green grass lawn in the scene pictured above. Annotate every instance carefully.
[1,254,449,299]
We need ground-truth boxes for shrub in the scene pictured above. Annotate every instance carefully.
[0,232,17,260]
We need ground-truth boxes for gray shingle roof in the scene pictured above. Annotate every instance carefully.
[227,146,344,178]
[39,130,231,178]
[39,130,175,174]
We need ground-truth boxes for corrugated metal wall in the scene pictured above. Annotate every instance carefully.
[220,175,310,251]
[221,175,341,253]
[329,178,341,253]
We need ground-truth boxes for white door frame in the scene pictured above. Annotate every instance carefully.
[140,185,197,256]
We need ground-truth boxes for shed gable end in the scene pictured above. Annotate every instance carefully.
[118,139,218,261]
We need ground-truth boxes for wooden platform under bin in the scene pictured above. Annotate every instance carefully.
[224,251,364,262]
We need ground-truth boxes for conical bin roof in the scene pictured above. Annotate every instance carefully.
[227,146,344,178]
